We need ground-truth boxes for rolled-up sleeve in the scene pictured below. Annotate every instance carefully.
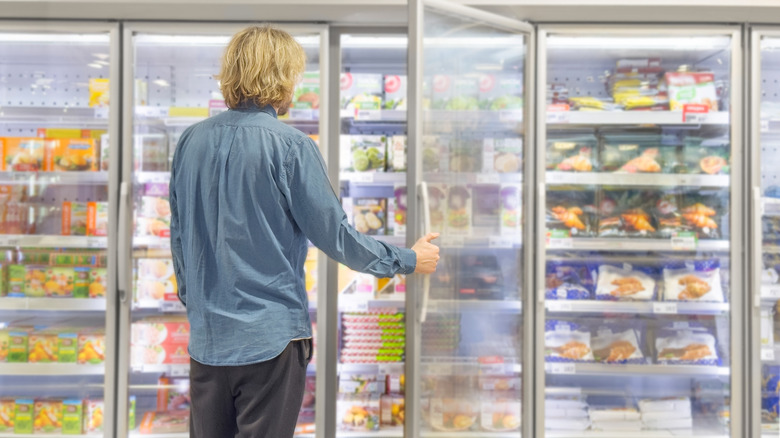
[282,137,416,277]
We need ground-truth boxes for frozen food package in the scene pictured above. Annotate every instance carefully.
[546,135,597,172]
[480,396,521,432]
[601,134,666,173]
[134,133,168,172]
[337,394,380,431]
[291,71,320,110]
[662,259,725,302]
[339,374,381,394]
[479,73,523,111]
[768,254,780,285]
[156,376,191,411]
[426,398,478,432]
[136,258,178,303]
[680,198,723,239]
[653,193,687,239]
[682,135,730,175]
[383,74,407,110]
[483,137,523,173]
[3,137,49,171]
[595,264,656,301]
[445,185,472,235]
[655,322,720,366]
[643,416,693,430]
[544,320,593,362]
[341,73,383,110]
[380,394,405,427]
[139,410,189,434]
[616,58,663,74]
[136,183,171,238]
[388,135,407,172]
[350,198,387,235]
[499,183,522,236]
[431,74,480,111]
[341,135,386,172]
[0,399,13,432]
[591,324,645,364]
[606,191,659,238]
[422,135,448,173]
[447,138,481,173]
[547,191,597,238]
[33,400,63,434]
[666,72,718,111]
[568,96,621,111]
[471,185,499,230]
[545,261,594,300]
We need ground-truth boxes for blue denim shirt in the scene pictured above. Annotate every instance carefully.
[169,103,416,366]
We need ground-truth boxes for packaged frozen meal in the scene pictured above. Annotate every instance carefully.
[341,135,386,172]
[341,73,383,111]
[662,259,725,302]
[545,320,593,362]
[350,198,386,236]
[592,324,645,364]
[61,202,89,236]
[136,183,172,238]
[499,183,522,236]
[390,185,407,237]
[432,74,479,111]
[483,137,522,173]
[3,137,49,171]
[680,198,723,239]
[0,399,13,432]
[139,410,189,434]
[480,396,521,432]
[445,185,471,235]
[338,394,380,431]
[448,138,481,173]
[666,72,718,111]
[388,135,407,172]
[33,399,63,434]
[595,264,656,301]
[655,322,720,365]
[380,394,404,427]
[428,184,447,234]
[545,261,594,300]
[547,191,597,237]
[682,135,730,175]
[478,73,523,111]
[47,138,97,171]
[653,193,687,239]
[291,71,320,110]
[598,191,657,238]
[426,398,478,432]
[383,75,407,110]
[547,136,597,172]
[136,258,178,303]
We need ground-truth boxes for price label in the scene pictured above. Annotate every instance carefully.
[762,119,770,133]
[547,232,574,249]
[479,357,506,375]
[546,111,570,124]
[424,363,454,375]
[86,237,103,249]
[476,174,500,185]
[763,285,780,299]
[546,301,574,312]
[499,109,523,122]
[93,107,109,119]
[684,113,707,123]
[671,231,698,251]
[160,301,186,313]
[546,172,567,184]
[170,365,190,377]
[763,349,776,361]
[683,104,709,124]
[653,302,678,314]
[342,301,369,312]
[546,362,576,374]
[349,172,374,183]
[442,236,465,248]
[488,236,514,249]
[355,109,382,121]
[289,108,314,120]
[4,237,21,247]
[135,106,169,118]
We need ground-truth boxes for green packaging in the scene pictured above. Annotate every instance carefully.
[62,399,83,435]
[58,331,78,363]
[72,267,90,298]
[7,264,24,297]
[0,330,8,362]
[24,265,47,297]
[8,330,28,362]
[128,395,136,430]
[13,399,33,434]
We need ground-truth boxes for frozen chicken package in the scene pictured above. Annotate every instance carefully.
[654,322,721,366]
[544,320,594,362]
[546,191,597,238]
[591,323,646,364]
[662,259,725,302]
[546,135,598,172]
[595,263,657,301]
[545,261,595,300]
[680,197,723,239]
[598,191,658,238]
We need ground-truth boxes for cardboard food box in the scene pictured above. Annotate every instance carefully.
[341,135,387,172]
[87,202,108,236]
[500,183,522,236]
[388,135,407,172]
[139,410,189,434]
[7,330,28,362]
[84,399,104,433]
[72,267,90,298]
[341,73,383,110]
[3,137,49,171]
[61,202,89,236]
[89,268,107,298]
[0,330,8,362]
[484,138,523,174]
[100,133,110,171]
[136,258,178,303]
[13,399,33,434]
[479,73,524,111]
[61,399,83,435]
[136,183,171,238]
[134,134,168,172]
[44,267,75,297]
[131,343,190,366]
[33,399,63,434]
[157,376,191,411]
[389,184,407,237]
[88,78,110,107]
[7,265,24,297]
[380,394,405,427]
[338,394,380,431]
[25,265,47,297]
[446,185,472,235]
[47,138,97,171]
[131,318,190,346]
[0,399,13,432]
[383,75,407,110]
[292,71,320,110]
[58,331,78,363]
[78,332,105,365]
[28,331,58,362]
[351,198,387,236]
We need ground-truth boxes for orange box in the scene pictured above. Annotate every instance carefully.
[3,137,50,172]
[46,139,97,172]
[86,202,108,236]
[61,202,88,236]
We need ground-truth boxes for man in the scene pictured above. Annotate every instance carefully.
[169,25,440,438]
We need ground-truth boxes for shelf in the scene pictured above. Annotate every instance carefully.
[0,297,106,312]
[135,106,319,127]
[545,300,728,315]
[0,435,103,438]
[546,172,729,188]
[547,238,729,252]
[338,363,405,374]
[134,300,186,313]
[134,235,171,249]
[129,434,187,438]
[546,111,729,126]
[421,357,522,375]
[764,197,780,216]
[0,171,108,185]
[0,235,106,249]
[131,364,189,376]
[136,171,171,184]
[341,108,407,123]
[339,299,521,313]
[439,234,522,249]
[333,433,403,438]
[422,433,519,438]
[341,172,405,185]
[548,430,727,438]
[545,362,729,377]
[0,363,105,376]
[0,106,109,126]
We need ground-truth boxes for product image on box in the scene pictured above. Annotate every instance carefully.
[137,183,171,238]
[480,397,521,432]
[84,400,104,433]
[78,333,105,364]
[341,73,383,110]
[139,410,189,434]
[338,394,380,431]
[292,71,320,109]
[545,320,594,362]
[0,399,13,432]
[3,137,49,171]
[48,138,97,171]
[342,135,387,172]
[350,198,386,235]
[34,400,63,434]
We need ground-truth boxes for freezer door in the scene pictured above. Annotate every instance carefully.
[118,23,326,438]
[537,26,743,438]
[408,1,532,437]
[0,22,119,438]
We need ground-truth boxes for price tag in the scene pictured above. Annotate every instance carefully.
[342,301,369,312]
[546,362,576,374]
[546,111,570,124]
[763,285,780,299]
[545,172,567,184]
[289,108,314,120]
[170,365,190,377]
[653,302,678,314]
[135,106,169,118]
[349,173,374,183]
[93,107,109,119]
[683,104,709,123]
[86,237,103,249]
[762,119,770,133]
[424,363,454,375]
[499,109,523,122]
[547,230,574,249]
[478,356,506,375]
[763,349,776,361]
[160,301,186,313]
[476,174,500,185]
[355,109,382,121]
[442,236,465,248]
[488,236,514,249]
[671,231,698,251]
[546,301,574,312]
[4,237,20,247]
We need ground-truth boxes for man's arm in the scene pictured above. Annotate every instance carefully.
[169,165,186,305]
[283,137,438,277]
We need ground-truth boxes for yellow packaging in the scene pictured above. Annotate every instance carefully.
[33,400,63,434]
[3,137,50,171]
[28,332,58,362]
[47,138,97,171]
[88,79,109,107]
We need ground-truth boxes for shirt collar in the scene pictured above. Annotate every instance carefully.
[234,100,278,118]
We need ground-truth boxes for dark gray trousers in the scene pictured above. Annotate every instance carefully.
[189,339,312,438]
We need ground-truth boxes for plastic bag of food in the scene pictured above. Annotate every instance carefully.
[601,134,665,173]
[599,191,658,238]
[682,136,730,175]
[545,320,594,362]
[680,197,724,239]
[592,323,645,364]
[546,135,598,172]
[666,72,718,111]
[545,261,595,300]
[595,264,656,301]
[662,259,725,302]
[568,96,621,111]
[654,322,720,366]
[547,191,597,238]
[653,193,688,239]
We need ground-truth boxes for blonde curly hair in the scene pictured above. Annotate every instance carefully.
[217,25,306,110]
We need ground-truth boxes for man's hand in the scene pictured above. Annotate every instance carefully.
[412,233,440,274]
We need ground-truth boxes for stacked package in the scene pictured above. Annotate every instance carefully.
[421,314,460,356]
[545,393,589,431]
[587,397,642,432]
[0,397,114,435]
[341,310,404,364]
[639,397,694,431]
[139,376,190,434]
[130,316,190,367]
[608,58,668,111]
[336,369,405,432]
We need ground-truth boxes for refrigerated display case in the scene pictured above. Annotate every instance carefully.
[407,1,533,436]
[0,22,119,438]
[536,27,742,437]
[750,27,780,438]
[117,23,328,438]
